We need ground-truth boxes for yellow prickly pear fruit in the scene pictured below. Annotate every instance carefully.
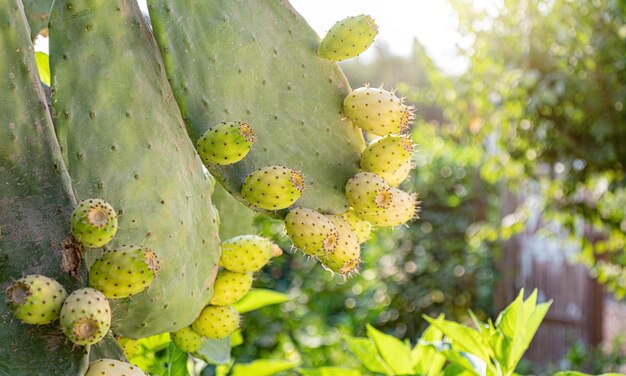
[318,14,378,61]
[209,270,253,306]
[343,86,414,136]
[191,305,240,339]
[197,121,256,165]
[241,165,305,210]
[171,326,205,353]
[284,208,338,257]
[320,216,361,275]
[336,208,372,244]
[220,235,273,273]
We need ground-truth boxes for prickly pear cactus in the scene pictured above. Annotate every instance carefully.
[49,0,221,338]
[0,2,90,372]
[21,0,54,39]
[148,0,366,215]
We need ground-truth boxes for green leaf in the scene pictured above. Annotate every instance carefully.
[230,330,244,348]
[412,319,447,376]
[195,337,231,365]
[231,289,289,313]
[230,360,299,376]
[345,336,393,375]
[34,52,50,86]
[554,373,623,376]
[366,324,414,375]
[436,349,485,376]
[166,344,189,376]
[298,367,362,376]
[423,316,491,362]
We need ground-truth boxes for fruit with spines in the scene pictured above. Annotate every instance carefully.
[88,246,160,299]
[85,359,147,376]
[318,14,378,61]
[220,235,273,273]
[70,198,118,248]
[345,172,391,214]
[284,208,338,257]
[171,326,205,353]
[379,160,412,187]
[336,208,372,244]
[5,275,67,325]
[197,121,256,165]
[356,188,419,227]
[343,86,414,136]
[241,166,305,210]
[209,270,253,306]
[320,216,361,275]
[118,337,141,359]
[361,135,413,176]
[59,288,111,346]
[191,305,240,339]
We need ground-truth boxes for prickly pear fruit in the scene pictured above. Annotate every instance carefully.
[345,172,391,214]
[118,337,141,359]
[285,208,338,257]
[356,188,419,227]
[241,166,305,210]
[220,235,273,273]
[60,288,111,346]
[320,216,361,275]
[191,305,240,339]
[361,136,413,177]
[209,270,253,306]
[70,198,118,248]
[85,359,147,376]
[318,14,378,61]
[88,246,160,299]
[171,326,205,353]
[197,121,256,165]
[336,208,372,244]
[378,160,412,187]
[5,275,67,325]
[343,86,414,136]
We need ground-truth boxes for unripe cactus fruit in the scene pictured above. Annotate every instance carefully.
[241,165,305,210]
[70,198,118,248]
[356,188,419,227]
[171,326,205,353]
[5,275,67,325]
[220,235,273,273]
[361,135,413,176]
[88,246,160,299]
[60,288,111,346]
[197,121,256,165]
[378,160,412,187]
[117,337,141,359]
[85,359,147,376]
[336,208,372,244]
[284,208,338,257]
[191,305,240,339]
[320,216,361,275]
[318,14,378,61]
[209,270,253,306]
[343,86,414,136]
[345,172,391,214]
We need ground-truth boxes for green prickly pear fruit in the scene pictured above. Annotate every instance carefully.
[5,275,67,325]
[171,326,205,353]
[191,305,240,339]
[117,337,141,359]
[85,359,147,376]
[197,121,256,165]
[320,216,361,275]
[60,288,111,346]
[318,14,378,61]
[70,198,118,248]
[88,246,160,299]
[209,270,253,306]
[361,135,413,177]
[336,208,372,244]
[241,166,305,210]
[284,208,338,257]
[220,235,273,273]
[345,172,391,214]
[378,160,412,187]
[343,86,414,136]
[356,188,419,227]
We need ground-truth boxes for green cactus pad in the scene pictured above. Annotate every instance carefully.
[85,359,147,376]
[171,326,205,353]
[147,0,366,216]
[22,0,54,39]
[49,0,220,337]
[5,275,67,325]
[70,198,118,248]
[0,2,94,372]
[191,305,240,340]
[317,14,378,61]
[88,246,160,299]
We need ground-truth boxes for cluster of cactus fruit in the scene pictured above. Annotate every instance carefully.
[1,0,419,373]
